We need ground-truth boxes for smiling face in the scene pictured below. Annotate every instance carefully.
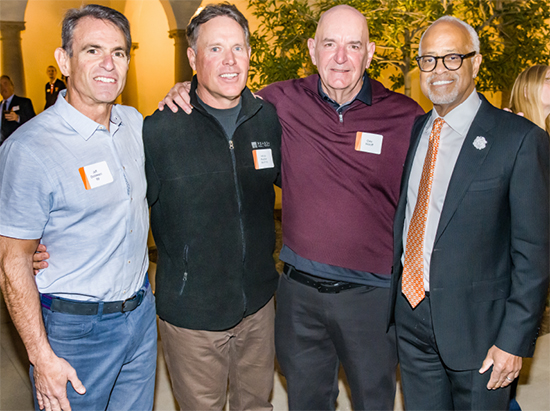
[419,20,482,117]
[55,16,129,117]
[307,5,375,105]
[187,16,250,109]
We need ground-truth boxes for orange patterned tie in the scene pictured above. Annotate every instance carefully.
[402,118,445,308]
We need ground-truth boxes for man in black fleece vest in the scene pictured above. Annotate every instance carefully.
[143,4,282,410]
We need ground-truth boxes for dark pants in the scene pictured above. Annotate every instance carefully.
[275,270,398,411]
[395,290,510,410]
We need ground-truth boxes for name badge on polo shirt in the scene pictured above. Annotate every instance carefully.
[252,148,274,170]
[79,161,114,190]
[355,132,383,155]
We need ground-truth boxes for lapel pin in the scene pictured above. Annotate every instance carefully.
[473,136,487,150]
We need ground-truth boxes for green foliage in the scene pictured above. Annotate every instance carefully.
[248,0,318,91]
[457,0,550,93]
[248,0,550,97]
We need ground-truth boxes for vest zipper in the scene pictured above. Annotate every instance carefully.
[180,245,189,295]
[228,139,248,312]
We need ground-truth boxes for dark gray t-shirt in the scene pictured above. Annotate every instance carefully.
[198,95,242,141]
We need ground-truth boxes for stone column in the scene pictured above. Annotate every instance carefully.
[121,43,139,110]
[0,21,26,96]
[168,29,193,83]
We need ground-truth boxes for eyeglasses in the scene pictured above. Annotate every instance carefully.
[415,51,476,72]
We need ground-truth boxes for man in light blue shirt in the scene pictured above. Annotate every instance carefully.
[0,5,156,411]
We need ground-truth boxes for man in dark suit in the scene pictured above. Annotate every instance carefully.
[0,75,35,144]
[389,16,549,410]
[44,66,66,109]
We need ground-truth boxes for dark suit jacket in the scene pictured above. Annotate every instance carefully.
[389,94,549,371]
[44,79,66,109]
[1,95,36,141]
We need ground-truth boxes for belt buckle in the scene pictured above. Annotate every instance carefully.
[121,297,130,312]
[317,282,340,294]
[121,294,136,312]
[121,289,144,312]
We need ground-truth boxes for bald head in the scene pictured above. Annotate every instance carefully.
[308,5,375,105]
[316,5,369,40]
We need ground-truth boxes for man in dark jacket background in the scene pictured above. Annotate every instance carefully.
[0,75,35,144]
[143,4,281,410]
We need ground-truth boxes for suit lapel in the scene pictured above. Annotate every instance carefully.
[434,98,496,242]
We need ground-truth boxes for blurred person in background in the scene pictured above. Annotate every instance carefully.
[510,65,550,134]
[0,75,35,144]
[44,65,66,110]
[508,64,550,411]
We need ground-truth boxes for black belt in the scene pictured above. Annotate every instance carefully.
[284,264,363,294]
[40,278,149,315]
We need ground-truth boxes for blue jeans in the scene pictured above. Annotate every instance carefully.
[31,284,157,411]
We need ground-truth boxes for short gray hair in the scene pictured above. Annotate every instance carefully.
[419,16,480,55]
[61,4,131,57]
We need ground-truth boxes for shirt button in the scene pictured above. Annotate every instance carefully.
[130,229,133,233]
[128,260,131,264]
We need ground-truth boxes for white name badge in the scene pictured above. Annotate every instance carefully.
[12,105,20,112]
[79,161,114,190]
[355,132,383,155]
[253,148,274,170]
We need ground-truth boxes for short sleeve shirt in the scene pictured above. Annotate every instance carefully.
[0,90,148,301]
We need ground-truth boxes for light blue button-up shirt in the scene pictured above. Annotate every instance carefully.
[0,90,148,301]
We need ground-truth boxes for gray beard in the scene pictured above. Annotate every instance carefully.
[426,73,459,106]
[428,86,459,106]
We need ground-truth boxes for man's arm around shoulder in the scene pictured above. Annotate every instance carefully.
[0,235,85,411]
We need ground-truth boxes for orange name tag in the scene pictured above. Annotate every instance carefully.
[253,148,274,170]
[79,161,113,190]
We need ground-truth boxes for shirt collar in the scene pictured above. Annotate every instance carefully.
[317,71,372,110]
[432,89,481,136]
[54,89,120,140]
[2,94,14,106]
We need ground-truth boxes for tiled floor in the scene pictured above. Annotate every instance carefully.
[2,287,549,410]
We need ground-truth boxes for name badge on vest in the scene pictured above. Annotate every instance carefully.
[355,132,383,155]
[79,161,114,190]
[252,148,274,170]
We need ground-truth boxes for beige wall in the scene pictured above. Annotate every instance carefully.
[0,0,175,116]
[16,0,76,112]
[125,0,174,117]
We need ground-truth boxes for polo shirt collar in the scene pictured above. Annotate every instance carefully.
[54,89,120,140]
[317,71,372,110]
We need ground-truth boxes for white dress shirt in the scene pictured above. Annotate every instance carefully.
[402,90,481,291]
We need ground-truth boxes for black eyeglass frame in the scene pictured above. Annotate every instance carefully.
[415,51,476,72]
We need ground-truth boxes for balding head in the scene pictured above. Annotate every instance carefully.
[307,5,375,105]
